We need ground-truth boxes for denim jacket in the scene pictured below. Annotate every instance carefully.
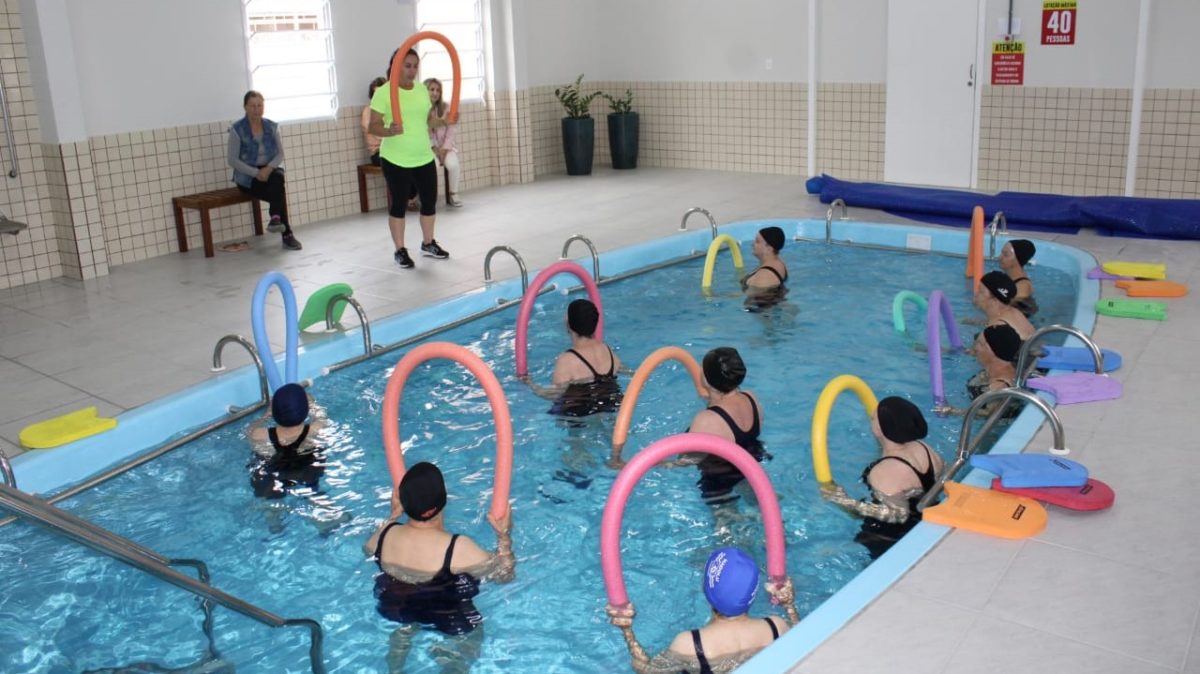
[230,117,280,188]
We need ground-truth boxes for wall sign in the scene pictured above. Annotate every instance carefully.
[1042,0,1077,45]
[991,41,1025,86]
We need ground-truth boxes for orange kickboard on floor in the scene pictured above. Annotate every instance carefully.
[922,482,1047,539]
[1114,280,1188,298]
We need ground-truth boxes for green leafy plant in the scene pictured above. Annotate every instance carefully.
[554,74,602,119]
[603,88,634,114]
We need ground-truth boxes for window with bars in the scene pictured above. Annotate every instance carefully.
[242,0,337,121]
[415,0,487,103]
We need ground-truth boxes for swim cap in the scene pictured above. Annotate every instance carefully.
[567,299,599,338]
[703,547,759,617]
[981,271,1016,305]
[876,396,928,444]
[399,462,447,521]
[271,383,309,427]
[703,347,746,393]
[759,227,785,253]
[982,324,1022,364]
[1009,239,1036,267]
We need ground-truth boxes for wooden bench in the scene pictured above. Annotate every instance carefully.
[173,188,264,258]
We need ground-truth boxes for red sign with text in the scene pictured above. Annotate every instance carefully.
[991,41,1025,86]
[1042,1,1077,45]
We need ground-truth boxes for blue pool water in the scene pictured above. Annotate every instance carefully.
[0,227,1082,673]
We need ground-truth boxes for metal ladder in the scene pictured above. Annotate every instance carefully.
[0,483,327,673]
[561,234,601,281]
[678,207,718,239]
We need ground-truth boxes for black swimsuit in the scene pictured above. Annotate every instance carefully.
[1011,277,1039,317]
[854,443,937,560]
[965,371,1020,420]
[373,526,484,635]
[687,618,780,674]
[694,393,769,504]
[548,347,624,417]
[249,425,324,499]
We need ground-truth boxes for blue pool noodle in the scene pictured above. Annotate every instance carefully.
[251,271,299,392]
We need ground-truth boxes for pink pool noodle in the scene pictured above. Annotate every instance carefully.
[927,290,963,407]
[600,433,787,609]
[382,342,513,520]
[515,260,603,377]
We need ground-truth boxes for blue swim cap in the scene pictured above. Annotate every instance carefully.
[271,383,309,427]
[703,547,759,617]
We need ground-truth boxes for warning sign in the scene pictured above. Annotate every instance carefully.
[1042,0,1077,45]
[991,41,1025,86]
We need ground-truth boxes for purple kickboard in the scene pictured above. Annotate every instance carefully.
[1087,266,1133,281]
[1027,373,1123,404]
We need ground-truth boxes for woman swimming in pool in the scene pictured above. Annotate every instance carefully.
[521,298,626,416]
[999,239,1038,317]
[365,462,515,674]
[741,227,789,310]
[820,396,944,559]
[967,271,1035,340]
[608,547,789,674]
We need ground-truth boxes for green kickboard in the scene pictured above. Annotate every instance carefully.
[1094,298,1166,321]
[299,283,354,331]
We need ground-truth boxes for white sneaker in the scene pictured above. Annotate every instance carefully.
[447,195,464,208]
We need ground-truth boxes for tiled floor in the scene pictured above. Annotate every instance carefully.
[2,168,1198,672]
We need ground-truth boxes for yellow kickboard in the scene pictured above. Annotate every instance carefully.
[1102,261,1166,280]
[19,406,117,449]
[922,482,1047,539]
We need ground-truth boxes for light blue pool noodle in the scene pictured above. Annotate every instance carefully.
[251,271,299,392]
[892,290,928,333]
[926,290,963,406]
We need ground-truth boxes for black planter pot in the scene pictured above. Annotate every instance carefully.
[607,111,639,170]
[561,117,595,176]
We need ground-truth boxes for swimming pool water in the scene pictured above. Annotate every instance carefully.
[0,238,1078,673]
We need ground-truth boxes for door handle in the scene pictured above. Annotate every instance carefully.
[968,63,975,87]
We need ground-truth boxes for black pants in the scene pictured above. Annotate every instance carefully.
[381,159,437,218]
[238,170,291,234]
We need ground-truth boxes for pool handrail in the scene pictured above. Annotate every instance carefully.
[0,453,14,488]
[988,211,1008,260]
[679,206,718,239]
[0,483,327,673]
[324,293,374,356]
[211,334,270,405]
[561,234,601,282]
[825,198,848,244]
[917,388,1066,511]
[483,245,529,297]
[1015,324,1105,387]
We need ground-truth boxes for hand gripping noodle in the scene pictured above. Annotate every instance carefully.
[251,271,299,392]
[601,433,799,624]
[389,31,461,126]
[514,260,603,377]
[700,234,745,291]
[926,290,963,408]
[382,342,513,521]
[610,347,707,462]
[810,375,878,486]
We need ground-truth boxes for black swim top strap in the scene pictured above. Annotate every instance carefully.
[604,345,616,377]
[691,629,713,674]
[748,265,787,284]
[268,424,310,454]
[566,349,602,378]
[764,617,779,640]
[917,442,937,491]
[1013,276,1031,284]
[440,534,460,573]
[742,392,761,437]
[373,522,402,562]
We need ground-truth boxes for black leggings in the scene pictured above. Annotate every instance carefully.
[382,159,437,218]
[237,170,291,234]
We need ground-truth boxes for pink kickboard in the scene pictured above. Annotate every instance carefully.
[992,477,1115,511]
[1026,372,1123,404]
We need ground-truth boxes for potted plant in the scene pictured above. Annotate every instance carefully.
[603,88,638,170]
[555,74,602,176]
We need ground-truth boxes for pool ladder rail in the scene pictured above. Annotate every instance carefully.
[825,198,848,244]
[988,211,1008,260]
[917,324,1105,511]
[484,245,529,298]
[324,292,377,357]
[0,483,328,673]
[212,334,270,410]
[562,234,601,281]
[679,206,718,239]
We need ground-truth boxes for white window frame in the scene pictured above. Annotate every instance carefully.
[414,0,488,103]
[241,0,339,122]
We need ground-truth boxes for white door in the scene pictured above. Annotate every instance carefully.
[884,0,980,188]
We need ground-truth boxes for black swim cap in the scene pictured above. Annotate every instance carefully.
[983,324,1023,363]
[981,271,1016,305]
[399,462,447,521]
[759,227,785,253]
[1009,239,1036,267]
[703,347,746,393]
[271,383,309,427]
[567,299,599,337]
[876,396,928,444]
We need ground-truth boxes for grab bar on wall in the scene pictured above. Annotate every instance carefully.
[0,72,17,178]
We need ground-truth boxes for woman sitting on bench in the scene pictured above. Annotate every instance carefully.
[228,90,302,251]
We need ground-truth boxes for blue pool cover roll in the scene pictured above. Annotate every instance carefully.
[806,174,1200,240]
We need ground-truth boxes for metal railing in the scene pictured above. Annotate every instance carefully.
[917,388,1066,511]
[212,334,270,406]
[1015,324,1105,387]
[0,452,14,488]
[679,207,717,239]
[825,198,848,244]
[483,245,529,297]
[0,71,17,178]
[561,234,600,281]
[0,483,326,673]
[324,294,374,356]
[988,211,1008,259]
